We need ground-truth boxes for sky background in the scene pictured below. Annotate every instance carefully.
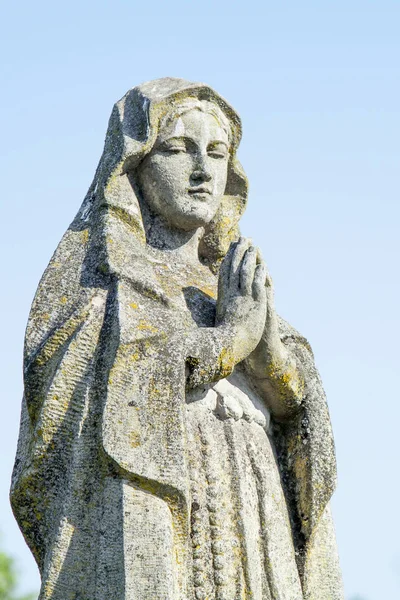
[0,1,399,598]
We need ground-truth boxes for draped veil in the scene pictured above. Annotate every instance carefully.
[11,78,342,599]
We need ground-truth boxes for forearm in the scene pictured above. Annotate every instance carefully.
[245,334,304,420]
[185,325,249,389]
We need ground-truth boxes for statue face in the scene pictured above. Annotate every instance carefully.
[137,107,230,231]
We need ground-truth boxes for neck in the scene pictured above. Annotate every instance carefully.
[141,204,203,264]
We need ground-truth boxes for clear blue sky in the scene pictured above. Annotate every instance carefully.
[0,1,399,598]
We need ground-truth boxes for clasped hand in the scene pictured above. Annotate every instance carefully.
[216,237,269,363]
[186,237,290,395]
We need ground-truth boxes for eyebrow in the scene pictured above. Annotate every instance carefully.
[158,136,229,148]
[207,139,229,149]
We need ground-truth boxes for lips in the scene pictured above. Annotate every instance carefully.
[188,187,212,198]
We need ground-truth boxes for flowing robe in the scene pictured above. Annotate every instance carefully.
[11,228,343,599]
[11,77,343,600]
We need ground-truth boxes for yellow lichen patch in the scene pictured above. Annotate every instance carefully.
[218,347,235,379]
[294,455,308,481]
[107,204,147,245]
[287,436,298,456]
[138,319,158,333]
[199,286,217,299]
[129,430,141,448]
[148,376,162,399]
[105,169,121,193]
[35,309,88,367]
[81,229,89,244]
[60,296,68,305]
[130,302,139,309]
[218,215,234,230]
[266,359,305,402]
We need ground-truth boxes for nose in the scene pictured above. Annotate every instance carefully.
[192,155,212,183]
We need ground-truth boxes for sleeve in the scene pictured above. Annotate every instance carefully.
[270,319,341,594]
[185,327,237,389]
[10,291,107,569]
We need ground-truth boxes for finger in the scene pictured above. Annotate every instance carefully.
[218,242,234,288]
[254,248,271,285]
[216,242,236,321]
[240,246,257,295]
[253,261,267,301]
[230,237,251,288]
[264,264,273,288]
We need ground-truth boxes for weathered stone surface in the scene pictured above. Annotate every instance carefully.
[11,77,344,599]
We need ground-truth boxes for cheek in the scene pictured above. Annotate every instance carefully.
[147,155,192,194]
[211,161,229,195]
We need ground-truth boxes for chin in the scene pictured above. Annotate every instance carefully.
[169,202,218,231]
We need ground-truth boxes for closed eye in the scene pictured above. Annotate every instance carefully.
[168,147,186,154]
[157,138,188,154]
[159,143,187,154]
[207,141,229,159]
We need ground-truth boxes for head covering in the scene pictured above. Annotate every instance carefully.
[12,78,250,581]
[22,78,249,399]
[83,77,248,275]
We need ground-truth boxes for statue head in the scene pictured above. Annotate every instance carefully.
[136,97,231,232]
[78,78,248,271]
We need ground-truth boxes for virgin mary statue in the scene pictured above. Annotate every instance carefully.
[11,78,344,600]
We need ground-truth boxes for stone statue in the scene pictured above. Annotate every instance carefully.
[11,78,344,599]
